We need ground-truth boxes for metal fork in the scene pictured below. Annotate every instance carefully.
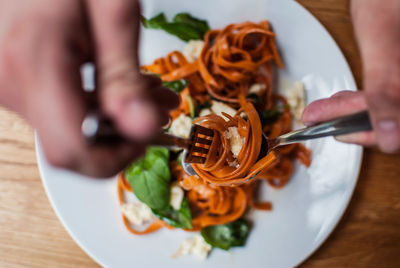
[265,110,372,151]
[182,110,372,175]
[150,124,214,164]
[83,110,372,175]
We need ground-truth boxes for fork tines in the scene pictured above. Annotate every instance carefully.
[184,124,214,164]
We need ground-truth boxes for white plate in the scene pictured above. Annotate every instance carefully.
[36,0,362,267]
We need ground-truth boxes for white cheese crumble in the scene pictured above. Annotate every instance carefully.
[249,83,266,94]
[183,40,204,62]
[211,101,237,118]
[223,126,245,158]
[172,235,212,260]
[170,182,184,210]
[284,81,306,123]
[139,69,154,75]
[228,159,239,168]
[199,108,212,117]
[169,113,192,138]
[120,202,155,226]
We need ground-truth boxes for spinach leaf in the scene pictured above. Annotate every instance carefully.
[247,93,262,104]
[141,13,167,29]
[187,95,195,118]
[160,23,204,42]
[152,198,193,229]
[125,147,171,210]
[162,79,189,93]
[258,108,282,127]
[195,101,211,116]
[176,152,183,167]
[142,12,210,42]
[173,13,210,37]
[201,219,250,250]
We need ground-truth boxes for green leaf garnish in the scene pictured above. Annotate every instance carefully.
[172,13,210,36]
[141,13,167,29]
[125,147,171,210]
[152,198,193,229]
[187,94,195,119]
[247,93,262,104]
[201,219,250,250]
[258,108,282,126]
[163,79,189,93]
[195,101,211,116]
[142,12,210,42]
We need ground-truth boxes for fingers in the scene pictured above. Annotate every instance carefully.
[85,0,141,69]
[302,91,367,126]
[351,0,400,153]
[98,74,178,137]
[29,32,146,178]
[31,42,89,170]
[86,0,179,140]
[148,80,181,111]
[302,90,376,146]
[35,57,149,177]
[365,79,400,153]
[75,143,147,178]
[0,0,163,178]
[335,131,376,146]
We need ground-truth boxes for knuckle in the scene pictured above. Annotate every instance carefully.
[0,16,49,71]
[365,91,381,110]
[331,90,357,99]
[339,91,366,109]
[82,150,127,178]
[366,86,400,110]
[365,69,400,107]
[94,165,122,178]
[0,30,31,95]
[0,14,68,89]
[89,161,123,178]
[0,30,27,70]
[46,151,75,169]
[105,0,139,26]
[41,137,79,170]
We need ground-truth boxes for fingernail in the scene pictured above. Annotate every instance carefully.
[377,119,399,153]
[126,99,158,139]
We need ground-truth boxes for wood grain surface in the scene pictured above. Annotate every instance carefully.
[0,0,399,267]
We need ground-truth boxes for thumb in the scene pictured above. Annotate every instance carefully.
[86,0,164,140]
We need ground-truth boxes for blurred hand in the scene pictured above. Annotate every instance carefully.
[0,0,179,177]
[302,0,400,153]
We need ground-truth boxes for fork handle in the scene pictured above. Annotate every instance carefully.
[278,110,373,145]
[150,132,190,149]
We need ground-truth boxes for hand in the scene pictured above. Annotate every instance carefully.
[302,91,376,145]
[302,0,400,153]
[0,0,179,177]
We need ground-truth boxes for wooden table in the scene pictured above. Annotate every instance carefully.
[1,0,399,267]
